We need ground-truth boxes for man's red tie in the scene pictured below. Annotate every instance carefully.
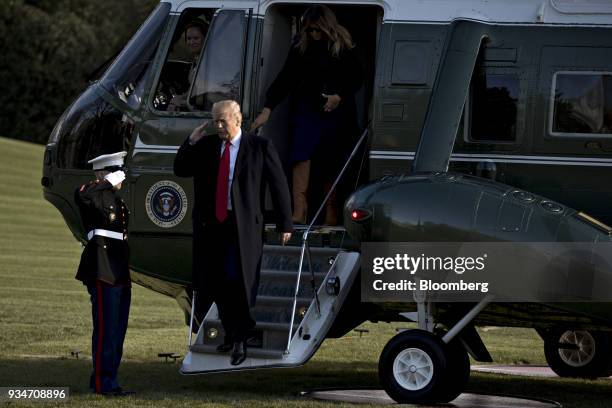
[215,142,231,222]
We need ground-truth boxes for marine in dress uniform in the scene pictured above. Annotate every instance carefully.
[74,151,133,396]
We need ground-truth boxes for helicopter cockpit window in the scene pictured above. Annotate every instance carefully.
[466,73,519,142]
[551,72,612,136]
[152,9,215,112]
[187,10,247,112]
[100,3,170,109]
[153,9,246,113]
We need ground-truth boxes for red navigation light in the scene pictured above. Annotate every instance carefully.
[350,208,371,221]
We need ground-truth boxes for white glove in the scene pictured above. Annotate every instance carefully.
[104,170,126,187]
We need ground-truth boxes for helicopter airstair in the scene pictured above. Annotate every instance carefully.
[181,230,360,373]
[181,129,369,374]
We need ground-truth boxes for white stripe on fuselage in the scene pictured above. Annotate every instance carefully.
[132,145,612,167]
[370,151,612,167]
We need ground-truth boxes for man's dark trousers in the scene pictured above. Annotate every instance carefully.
[206,210,255,343]
[87,281,131,393]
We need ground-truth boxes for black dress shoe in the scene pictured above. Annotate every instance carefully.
[101,388,135,397]
[230,341,247,366]
[216,342,233,352]
[114,389,135,397]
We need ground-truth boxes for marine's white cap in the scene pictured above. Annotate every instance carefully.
[88,151,127,170]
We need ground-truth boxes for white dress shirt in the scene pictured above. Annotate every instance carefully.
[220,129,242,210]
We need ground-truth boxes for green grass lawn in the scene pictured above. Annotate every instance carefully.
[1,136,611,407]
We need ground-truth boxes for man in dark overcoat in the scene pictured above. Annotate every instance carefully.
[74,151,133,396]
[174,100,292,365]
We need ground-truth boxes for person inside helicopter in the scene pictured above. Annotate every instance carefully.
[153,14,212,111]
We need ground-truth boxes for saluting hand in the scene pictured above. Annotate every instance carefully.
[105,170,126,188]
[189,122,208,145]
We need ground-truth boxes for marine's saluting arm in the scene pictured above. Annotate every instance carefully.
[75,170,125,209]
[75,179,113,210]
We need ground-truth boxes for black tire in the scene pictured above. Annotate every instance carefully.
[543,329,611,378]
[438,338,470,402]
[378,329,466,404]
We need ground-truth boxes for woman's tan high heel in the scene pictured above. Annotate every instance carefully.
[292,160,310,224]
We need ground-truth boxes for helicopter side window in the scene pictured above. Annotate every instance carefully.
[466,73,520,142]
[187,10,247,112]
[152,9,246,113]
[551,72,612,136]
[152,9,216,112]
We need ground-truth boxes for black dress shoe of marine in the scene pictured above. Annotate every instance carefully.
[101,388,135,397]
[230,341,247,366]
[216,341,233,352]
[114,390,135,397]
[114,388,135,396]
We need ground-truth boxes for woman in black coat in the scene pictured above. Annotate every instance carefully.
[251,5,363,225]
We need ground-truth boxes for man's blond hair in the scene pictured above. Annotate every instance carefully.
[212,100,242,125]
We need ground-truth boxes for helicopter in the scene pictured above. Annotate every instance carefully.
[42,0,612,403]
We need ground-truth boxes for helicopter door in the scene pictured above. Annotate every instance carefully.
[128,4,257,289]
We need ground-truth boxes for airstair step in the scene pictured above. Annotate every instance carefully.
[263,244,341,256]
[256,285,316,299]
[190,344,285,360]
[261,248,338,273]
[290,224,346,233]
[256,295,311,306]
[264,223,356,249]
[258,272,325,298]
[257,321,297,331]
[259,269,328,278]
[205,319,297,332]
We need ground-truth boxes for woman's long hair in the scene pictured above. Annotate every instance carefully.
[296,5,353,57]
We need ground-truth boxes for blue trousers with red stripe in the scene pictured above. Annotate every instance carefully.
[87,281,131,394]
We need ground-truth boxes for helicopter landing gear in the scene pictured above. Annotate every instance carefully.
[378,329,470,404]
[379,294,492,403]
[541,329,611,378]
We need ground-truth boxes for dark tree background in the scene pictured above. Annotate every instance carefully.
[0,0,158,144]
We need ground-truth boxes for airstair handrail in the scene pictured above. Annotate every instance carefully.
[286,126,370,354]
[305,126,370,235]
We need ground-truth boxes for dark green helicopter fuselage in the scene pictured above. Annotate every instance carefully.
[42,3,612,330]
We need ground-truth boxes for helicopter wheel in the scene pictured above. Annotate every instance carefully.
[438,334,471,401]
[378,329,469,404]
[543,329,611,378]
